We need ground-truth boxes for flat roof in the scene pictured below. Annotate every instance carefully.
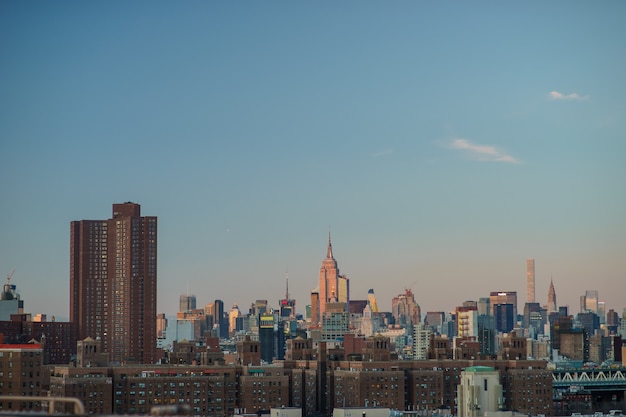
[465,366,496,372]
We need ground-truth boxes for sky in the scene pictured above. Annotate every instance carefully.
[1,1,625,322]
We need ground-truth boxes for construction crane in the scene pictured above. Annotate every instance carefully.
[2,269,16,300]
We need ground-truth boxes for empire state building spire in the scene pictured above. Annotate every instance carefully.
[327,227,334,259]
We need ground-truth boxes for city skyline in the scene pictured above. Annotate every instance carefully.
[1,2,624,321]
[3,225,622,323]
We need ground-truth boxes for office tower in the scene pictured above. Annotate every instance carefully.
[318,231,348,322]
[258,313,274,363]
[258,313,286,363]
[360,303,380,337]
[526,258,535,303]
[179,294,196,313]
[578,310,600,339]
[156,313,167,339]
[547,278,557,312]
[489,291,517,321]
[494,304,515,333]
[337,274,350,305]
[598,301,606,324]
[444,312,457,338]
[478,298,491,316]
[310,289,320,325]
[620,309,626,338]
[251,299,268,316]
[523,302,544,337]
[176,308,205,342]
[228,304,241,337]
[321,302,349,341]
[607,309,619,326]
[70,202,157,364]
[367,289,379,313]
[204,302,215,331]
[582,290,599,314]
[425,311,445,330]
[392,289,421,326]
[212,299,227,339]
[478,315,496,355]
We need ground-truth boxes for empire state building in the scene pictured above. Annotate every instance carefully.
[317,232,349,324]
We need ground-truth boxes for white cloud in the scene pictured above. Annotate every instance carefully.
[548,90,589,101]
[448,138,520,164]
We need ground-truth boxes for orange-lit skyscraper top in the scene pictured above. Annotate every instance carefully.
[526,258,535,304]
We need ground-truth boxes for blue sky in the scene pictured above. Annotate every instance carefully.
[1,1,624,321]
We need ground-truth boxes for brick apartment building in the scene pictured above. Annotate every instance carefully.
[0,315,75,364]
[0,337,45,412]
[45,334,553,416]
[70,203,157,364]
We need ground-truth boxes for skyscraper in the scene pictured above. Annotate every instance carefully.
[367,288,379,313]
[547,278,557,313]
[317,231,348,322]
[228,303,241,337]
[489,291,517,321]
[526,258,535,304]
[279,273,296,319]
[212,299,227,339]
[581,290,599,314]
[392,289,421,326]
[70,202,157,364]
[179,294,196,313]
[493,303,515,333]
[478,297,491,316]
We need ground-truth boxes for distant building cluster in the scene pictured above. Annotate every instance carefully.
[1,203,625,416]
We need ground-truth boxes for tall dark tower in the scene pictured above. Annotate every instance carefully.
[70,202,157,364]
[213,299,227,339]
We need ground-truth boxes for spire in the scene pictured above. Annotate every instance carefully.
[547,275,557,312]
[285,271,289,300]
[327,226,333,259]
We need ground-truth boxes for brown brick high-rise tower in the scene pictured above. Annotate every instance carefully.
[70,202,157,364]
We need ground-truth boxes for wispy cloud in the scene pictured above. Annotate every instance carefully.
[548,90,589,101]
[371,148,394,157]
[448,138,520,164]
